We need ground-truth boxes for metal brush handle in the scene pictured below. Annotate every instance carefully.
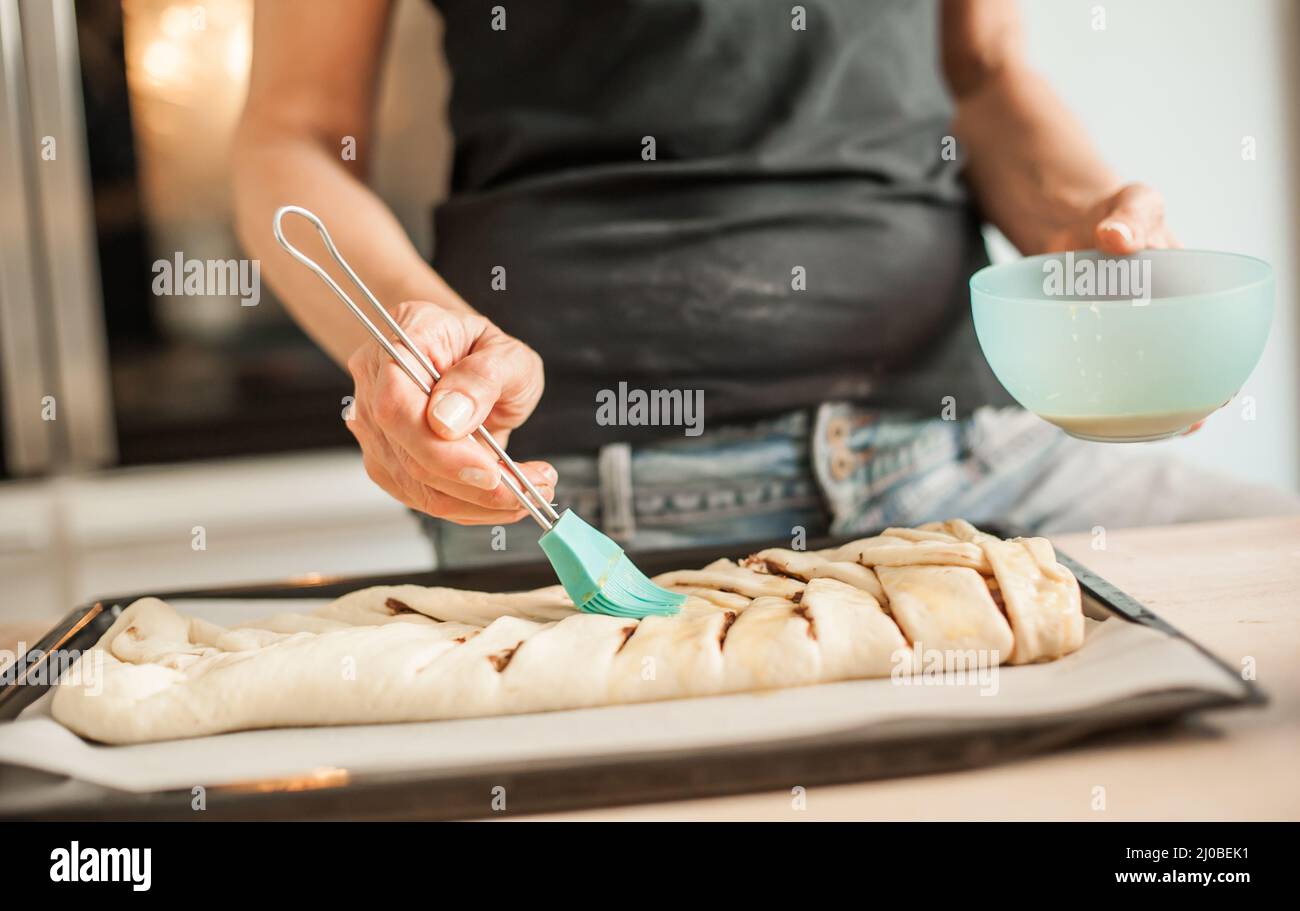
[273,205,561,531]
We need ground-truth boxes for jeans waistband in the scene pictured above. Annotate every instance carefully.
[424,405,1063,566]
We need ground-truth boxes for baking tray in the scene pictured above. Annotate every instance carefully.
[0,526,1265,819]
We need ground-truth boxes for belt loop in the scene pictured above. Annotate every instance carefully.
[810,402,845,520]
[596,442,636,542]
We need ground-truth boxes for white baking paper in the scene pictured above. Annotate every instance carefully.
[0,597,1245,793]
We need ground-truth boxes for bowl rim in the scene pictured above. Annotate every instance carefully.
[969,248,1273,306]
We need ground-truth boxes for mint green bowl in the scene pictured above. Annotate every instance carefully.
[970,249,1273,442]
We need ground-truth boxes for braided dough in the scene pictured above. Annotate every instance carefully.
[51,521,1084,744]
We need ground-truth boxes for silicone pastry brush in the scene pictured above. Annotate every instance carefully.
[273,206,685,619]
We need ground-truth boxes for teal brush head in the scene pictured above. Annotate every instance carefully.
[539,510,685,619]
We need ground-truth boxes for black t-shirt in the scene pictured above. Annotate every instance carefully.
[428,0,1011,456]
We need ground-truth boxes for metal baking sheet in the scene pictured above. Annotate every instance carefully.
[0,527,1265,819]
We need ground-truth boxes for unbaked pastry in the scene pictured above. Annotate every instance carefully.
[51,521,1084,744]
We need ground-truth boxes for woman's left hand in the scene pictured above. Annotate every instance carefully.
[1050,182,1180,255]
[1054,182,1215,435]
[1040,183,1211,431]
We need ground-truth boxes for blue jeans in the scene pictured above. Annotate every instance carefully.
[422,405,1299,568]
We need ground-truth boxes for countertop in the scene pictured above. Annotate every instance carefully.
[2,516,1296,820]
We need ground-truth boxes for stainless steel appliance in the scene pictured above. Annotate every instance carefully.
[0,0,446,477]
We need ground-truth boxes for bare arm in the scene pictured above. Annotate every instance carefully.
[231,0,469,364]
[941,0,1176,254]
[231,0,553,523]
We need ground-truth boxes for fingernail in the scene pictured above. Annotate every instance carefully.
[1099,220,1134,244]
[458,466,498,490]
[541,465,557,482]
[432,392,474,434]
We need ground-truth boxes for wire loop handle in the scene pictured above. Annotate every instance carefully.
[272,205,560,530]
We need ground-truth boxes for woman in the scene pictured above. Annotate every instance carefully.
[233,0,1291,567]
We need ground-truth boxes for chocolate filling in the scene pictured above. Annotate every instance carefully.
[487,642,522,672]
[792,604,818,640]
[717,611,737,649]
[614,625,637,654]
[385,598,418,616]
[763,557,811,582]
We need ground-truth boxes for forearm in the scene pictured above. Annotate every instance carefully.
[952,61,1121,254]
[231,118,472,366]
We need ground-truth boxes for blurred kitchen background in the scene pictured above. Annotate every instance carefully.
[0,0,1297,620]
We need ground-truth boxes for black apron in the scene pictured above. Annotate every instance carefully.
[428,0,1010,456]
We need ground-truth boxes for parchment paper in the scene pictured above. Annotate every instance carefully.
[0,598,1246,793]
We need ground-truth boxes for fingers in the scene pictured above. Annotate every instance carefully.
[350,377,556,508]
[390,415,504,488]
[1095,183,1174,254]
[348,373,557,516]
[427,341,544,440]
[344,299,553,525]
[360,431,545,525]
[350,316,504,480]
[390,437,556,509]
[427,348,502,438]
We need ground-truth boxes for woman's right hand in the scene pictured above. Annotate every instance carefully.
[346,301,555,525]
